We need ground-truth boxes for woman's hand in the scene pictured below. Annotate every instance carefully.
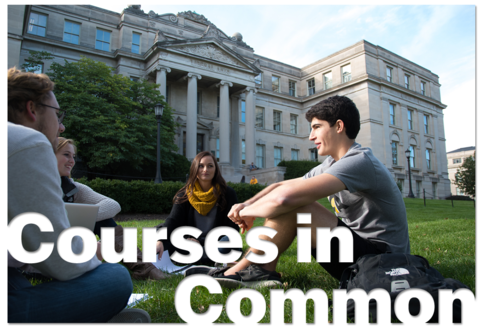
[186,237,199,243]
[156,241,164,259]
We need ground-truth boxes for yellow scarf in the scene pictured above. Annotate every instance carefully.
[188,181,219,216]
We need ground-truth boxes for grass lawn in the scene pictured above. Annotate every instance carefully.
[118,198,475,323]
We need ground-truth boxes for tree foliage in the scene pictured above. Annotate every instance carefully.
[21,50,54,72]
[454,153,475,197]
[47,56,178,175]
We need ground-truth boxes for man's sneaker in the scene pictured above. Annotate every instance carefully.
[107,308,151,323]
[209,264,282,289]
[184,265,217,277]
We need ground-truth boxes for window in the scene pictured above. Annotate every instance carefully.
[421,81,426,95]
[242,140,246,164]
[310,148,318,161]
[453,158,462,164]
[290,114,298,134]
[432,182,437,199]
[273,111,282,132]
[215,138,220,160]
[392,142,398,165]
[424,115,429,134]
[95,29,111,51]
[255,106,264,128]
[404,74,410,89]
[130,77,139,82]
[397,179,404,192]
[291,149,299,161]
[241,101,245,123]
[307,79,315,96]
[323,72,332,90]
[342,64,352,83]
[64,21,80,44]
[289,80,297,97]
[216,96,220,117]
[274,147,283,166]
[166,85,170,104]
[272,76,280,93]
[407,110,413,130]
[132,32,141,54]
[254,73,262,86]
[426,149,432,170]
[197,92,202,115]
[386,66,392,82]
[416,181,422,197]
[182,131,186,156]
[197,134,204,154]
[256,145,265,168]
[27,12,47,37]
[389,104,396,125]
[456,187,464,196]
[409,146,415,168]
[25,63,43,74]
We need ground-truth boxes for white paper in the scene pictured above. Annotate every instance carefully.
[153,250,193,274]
[127,293,150,308]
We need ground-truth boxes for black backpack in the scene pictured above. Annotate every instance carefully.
[338,253,470,323]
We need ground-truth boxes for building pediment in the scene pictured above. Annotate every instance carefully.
[157,40,260,74]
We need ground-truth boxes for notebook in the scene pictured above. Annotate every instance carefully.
[64,203,99,231]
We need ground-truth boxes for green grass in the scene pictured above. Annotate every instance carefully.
[119,198,475,323]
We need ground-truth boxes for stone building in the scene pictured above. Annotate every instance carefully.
[8,5,450,198]
[446,146,475,197]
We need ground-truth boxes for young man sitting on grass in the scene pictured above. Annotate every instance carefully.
[207,95,410,287]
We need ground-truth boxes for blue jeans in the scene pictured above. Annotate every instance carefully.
[8,263,133,323]
[218,235,243,254]
[196,235,243,266]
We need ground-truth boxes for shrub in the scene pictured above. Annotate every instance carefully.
[75,178,267,214]
[445,195,474,201]
[227,182,267,203]
[276,160,320,180]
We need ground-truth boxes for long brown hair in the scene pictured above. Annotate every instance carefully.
[174,151,228,210]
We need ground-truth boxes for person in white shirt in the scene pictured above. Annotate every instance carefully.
[7,67,149,322]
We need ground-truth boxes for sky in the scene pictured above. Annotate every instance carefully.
[96,2,476,153]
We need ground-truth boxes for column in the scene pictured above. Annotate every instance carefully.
[185,73,202,161]
[216,80,232,164]
[231,96,240,168]
[244,87,257,166]
[155,65,171,101]
[433,114,441,173]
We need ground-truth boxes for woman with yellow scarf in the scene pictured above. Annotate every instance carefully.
[155,151,241,266]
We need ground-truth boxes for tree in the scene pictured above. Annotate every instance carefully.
[21,50,54,72]
[454,153,475,198]
[47,56,178,176]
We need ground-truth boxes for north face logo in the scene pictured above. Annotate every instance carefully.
[385,268,410,276]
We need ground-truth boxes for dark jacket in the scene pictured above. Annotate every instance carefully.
[156,186,240,256]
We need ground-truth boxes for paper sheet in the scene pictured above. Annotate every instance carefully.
[127,293,150,308]
[153,250,193,274]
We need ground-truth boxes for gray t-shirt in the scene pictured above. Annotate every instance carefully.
[303,142,410,253]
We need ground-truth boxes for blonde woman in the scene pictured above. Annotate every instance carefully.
[55,137,165,280]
